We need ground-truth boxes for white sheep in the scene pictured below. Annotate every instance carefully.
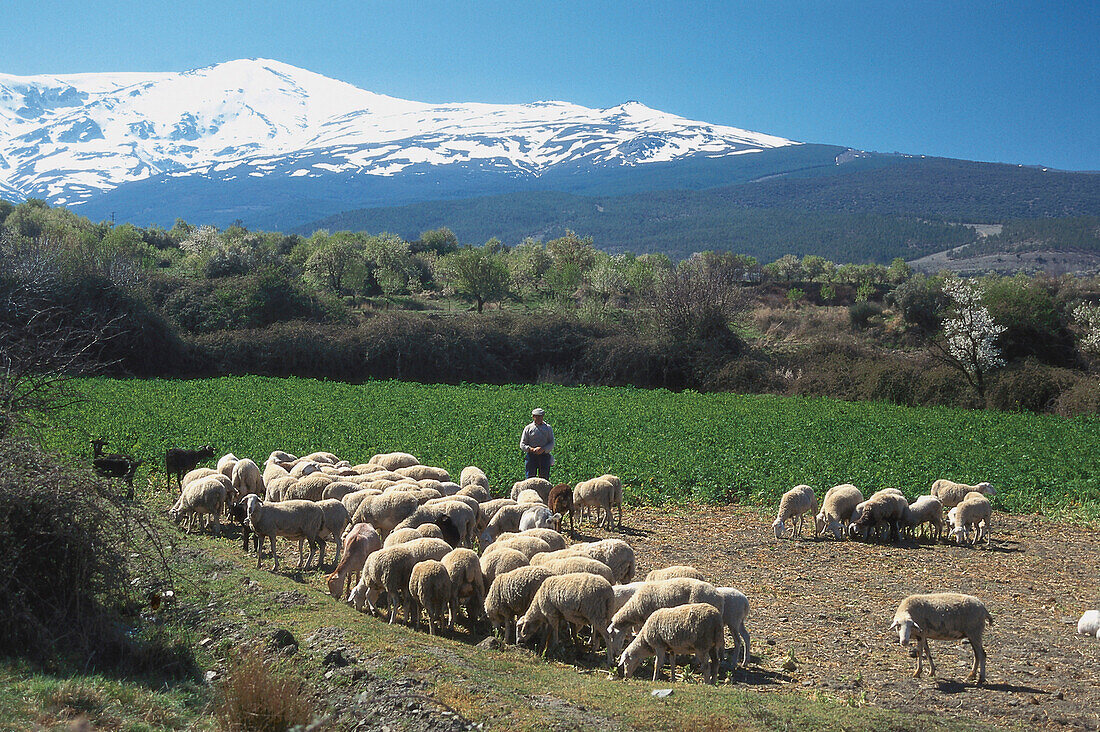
[384,527,429,547]
[484,566,554,643]
[480,547,529,586]
[572,478,615,529]
[518,504,561,533]
[598,474,623,529]
[353,537,452,622]
[516,489,545,505]
[517,572,616,663]
[408,559,454,635]
[891,593,993,682]
[325,523,381,599]
[848,489,909,542]
[442,548,486,625]
[476,498,517,534]
[716,587,751,668]
[314,498,350,564]
[321,481,361,502]
[460,465,490,490]
[289,460,323,479]
[773,484,818,539]
[264,475,297,502]
[815,484,863,540]
[948,493,992,547]
[241,494,325,572]
[216,453,239,480]
[903,495,945,541]
[456,484,492,504]
[397,465,451,483]
[644,566,706,583]
[930,479,995,508]
[350,491,420,537]
[612,582,646,613]
[574,539,636,583]
[510,477,553,502]
[370,452,420,470]
[231,458,264,499]
[1077,609,1100,636]
[515,528,568,552]
[262,459,290,485]
[616,603,724,684]
[284,473,332,501]
[607,577,724,658]
[169,476,227,535]
[483,535,552,561]
[540,556,615,584]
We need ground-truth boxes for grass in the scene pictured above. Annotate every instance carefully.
[43,376,1100,520]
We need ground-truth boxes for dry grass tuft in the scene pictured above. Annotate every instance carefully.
[215,648,313,732]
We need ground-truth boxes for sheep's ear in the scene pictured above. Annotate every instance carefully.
[889,619,898,629]
[910,622,922,632]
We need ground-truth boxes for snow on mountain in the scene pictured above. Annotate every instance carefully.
[0,58,797,209]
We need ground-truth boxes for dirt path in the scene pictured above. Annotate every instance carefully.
[583,505,1100,731]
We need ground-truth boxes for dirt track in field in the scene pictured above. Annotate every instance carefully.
[583,505,1100,731]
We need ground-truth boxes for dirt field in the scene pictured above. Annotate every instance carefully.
[588,505,1100,731]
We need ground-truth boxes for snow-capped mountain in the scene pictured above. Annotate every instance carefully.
[0,58,798,225]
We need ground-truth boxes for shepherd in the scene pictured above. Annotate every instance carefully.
[520,407,554,480]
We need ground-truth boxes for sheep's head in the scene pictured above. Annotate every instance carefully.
[607,622,630,658]
[616,636,648,680]
[326,571,344,599]
[199,445,215,460]
[771,519,785,539]
[976,481,995,495]
[890,617,920,645]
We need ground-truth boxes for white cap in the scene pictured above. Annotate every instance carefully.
[531,408,545,416]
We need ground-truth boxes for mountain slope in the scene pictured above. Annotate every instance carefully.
[0,58,797,220]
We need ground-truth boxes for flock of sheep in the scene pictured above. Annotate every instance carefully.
[160,444,1095,687]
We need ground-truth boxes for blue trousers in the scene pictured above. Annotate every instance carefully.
[525,451,551,480]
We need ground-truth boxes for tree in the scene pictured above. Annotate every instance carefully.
[305,233,366,295]
[933,275,1006,399]
[651,255,747,342]
[546,230,597,272]
[887,257,913,284]
[414,227,459,256]
[439,244,511,312]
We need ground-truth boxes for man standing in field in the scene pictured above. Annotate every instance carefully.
[520,408,554,480]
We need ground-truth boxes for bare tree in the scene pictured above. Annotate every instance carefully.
[650,253,747,341]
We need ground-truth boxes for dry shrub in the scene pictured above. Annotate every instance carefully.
[985,359,1080,412]
[1053,376,1100,417]
[215,648,313,732]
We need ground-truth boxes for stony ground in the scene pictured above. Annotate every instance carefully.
[590,505,1100,731]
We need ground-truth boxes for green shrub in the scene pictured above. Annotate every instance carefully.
[848,301,882,330]
[985,359,1079,412]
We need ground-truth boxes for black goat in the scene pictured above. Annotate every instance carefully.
[165,445,216,493]
[91,438,143,500]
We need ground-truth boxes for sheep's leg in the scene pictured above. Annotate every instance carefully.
[740,626,751,667]
[270,535,280,572]
[316,537,325,569]
[212,512,221,538]
[967,633,986,682]
[652,648,665,682]
[913,638,924,677]
[923,638,937,677]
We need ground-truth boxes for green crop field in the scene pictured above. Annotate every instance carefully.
[44,376,1100,519]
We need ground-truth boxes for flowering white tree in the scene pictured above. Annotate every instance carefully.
[1073,303,1100,355]
[934,275,1006,399]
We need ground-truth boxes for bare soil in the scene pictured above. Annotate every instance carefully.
[580,505,1100,731]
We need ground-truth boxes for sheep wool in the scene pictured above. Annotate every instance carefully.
[517,572,615,663]
[891,592,993,682]
[617,603,724,684]
[773,484,818,539]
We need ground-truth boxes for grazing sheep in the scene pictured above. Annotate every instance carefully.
[457,484,491,503]
[350,491,420,537]
[479,503,530,545]
[268,450,296,464]
[353,538,452,621]
[573,539,636,584]
[510,478,553,502]
[231,458,264,499]
[772,484,818,539]
[299,451,338,465]
[477,498,518,533]
[408,560,454,635]
[314,498,351,564]
[1077,610,1100,636]
[930,479,996,508]
[485,566,554,643]
[716,587,751,668]
[385,527,429,547]
[166,446,216,493]
[517,573,616,663]
[540,556,614,584]
[395,500,477,548]
[264,475,297,502]
[948,493,993,547]
[370,452,420,470]
[289,460,323,479]
[326,523,381,599]
[612,582,646,613]
[480,547,529,586]
[598,474,623,529]
[483,535,552,561]
[891,593,993,682]
[644,566,706,583]
[397,465,451,482]
[169,476,227,535]
[573,478,615,529]
[438,481,462,496]
[547,483,575,534]
[442,548,486,625]
[616,603,724,684]
[321,481,361,502]
[341,489,380,519]
[216,453,239,480]
[516,489,546,505]
[516,528,567,552]
[263,459,290,485]
[848,489,910,543]
[241,495,325,572]
[815,484,864,540]
[285,473,332,501]
[181,467,218,487]
[903,495,945,541]
[519,504,561,533]
[607,578,724,657]
[460,466,490,490]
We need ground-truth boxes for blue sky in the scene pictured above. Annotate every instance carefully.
[4,1,1098,170]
